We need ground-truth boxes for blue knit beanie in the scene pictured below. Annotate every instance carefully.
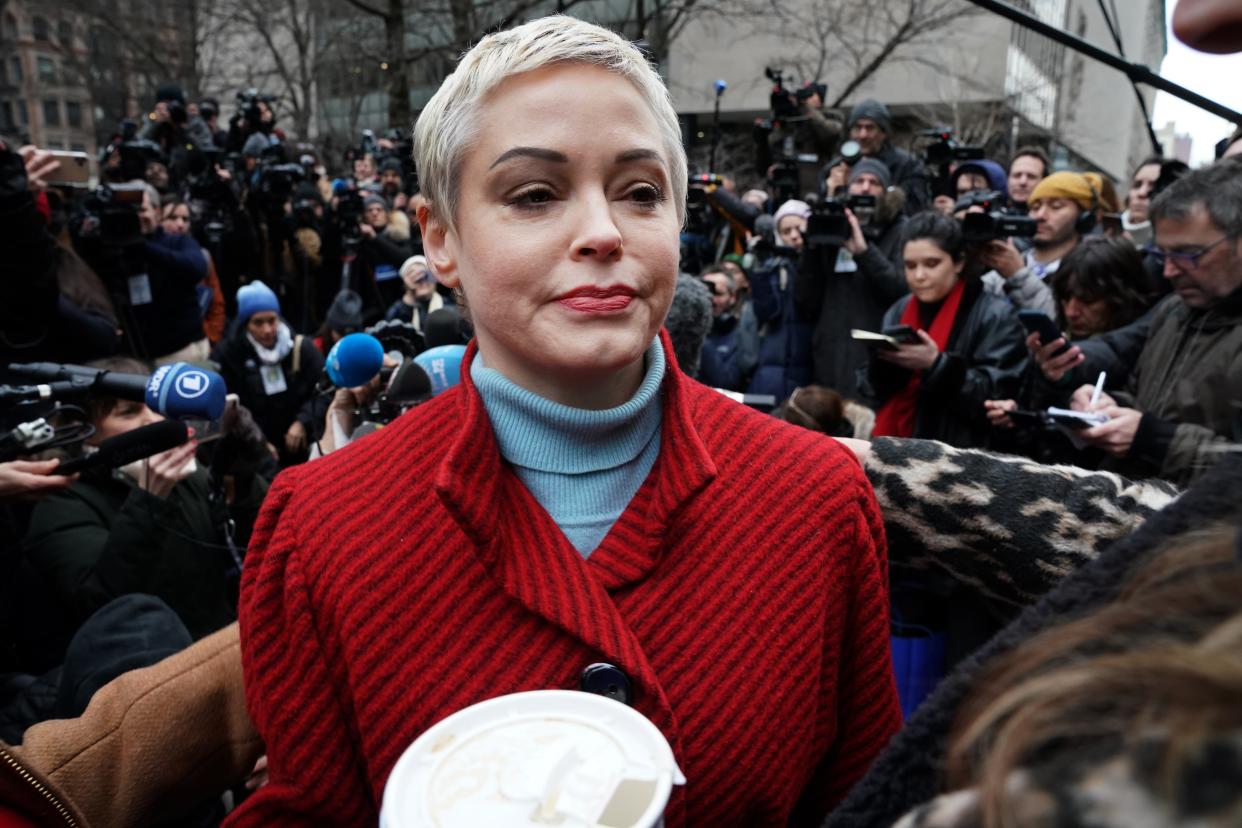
[237,280,280,323]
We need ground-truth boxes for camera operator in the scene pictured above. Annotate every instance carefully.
[764,81,842,167]
[138,84,217,184]
[0,141,121,369]
[198,98,229,150]
[845,99,929,215]
[76,182,211,364]
[747,199,815,399]
[797,158,909,404]
[212,281,327,466]
[225,90,277,155]
[977,171,1106,317]
[378,157,408,211]
[1006,146,1049,214]
[354,194,416,319]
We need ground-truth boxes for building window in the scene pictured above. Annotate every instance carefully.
[17,100,28,125]
[43,98,60,126]
[10,56,22,84]
[58,20,72,48]
[3,14,17,41]
[33,16,50,42]
[37,56,55,84]
[66,100,81,127]
[0,101,11,129]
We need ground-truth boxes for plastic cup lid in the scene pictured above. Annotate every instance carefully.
[380,689,686,828]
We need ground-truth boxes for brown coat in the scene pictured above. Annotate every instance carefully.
[1,623,259,828]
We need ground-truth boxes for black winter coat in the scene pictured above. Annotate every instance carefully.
[874,141,930,215]
[212,326,328,465]
[870,282,1027,448]
[16,466,266,673]
[798,202,908,405]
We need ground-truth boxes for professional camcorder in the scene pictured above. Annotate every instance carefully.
[920,128,985,166]
[74,182,147,246]
[956,190,1038,243]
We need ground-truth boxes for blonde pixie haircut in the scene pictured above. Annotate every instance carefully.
[413,15,688,232]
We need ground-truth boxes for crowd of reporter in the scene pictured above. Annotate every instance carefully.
[0,42,1240,826]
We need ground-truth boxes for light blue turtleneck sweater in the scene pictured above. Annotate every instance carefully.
[470,340,665,558]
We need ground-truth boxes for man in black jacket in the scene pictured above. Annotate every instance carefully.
[354,194,416,321]
[846,98,929,215]
[797,158,909,404]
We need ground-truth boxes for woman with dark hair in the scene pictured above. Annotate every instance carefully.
[1049,235,1151,338]
[870,212,1027,448]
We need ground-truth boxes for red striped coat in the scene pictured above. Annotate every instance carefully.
[226,331,901,827]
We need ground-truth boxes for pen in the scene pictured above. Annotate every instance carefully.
[1088,371,1106,409]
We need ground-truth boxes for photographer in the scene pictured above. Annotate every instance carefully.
[378,157,408,210]
[212,281,327,466]
[870,212,1026,448]
[138,85,216,171]
[0,142,120,369]
[765,81,842,165]
[355,194,415,319]
[225,90,277,156]
[798,159,909,404]
[747,199,815,399]
[846,99,929,214]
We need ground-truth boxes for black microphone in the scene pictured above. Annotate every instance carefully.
[9,363,148,401]
[0,381,88,405]
[55,420,189,475]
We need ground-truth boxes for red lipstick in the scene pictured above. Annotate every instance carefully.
[557,285,636,314]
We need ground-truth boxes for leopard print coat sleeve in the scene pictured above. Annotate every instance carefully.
[864,438,1181,608]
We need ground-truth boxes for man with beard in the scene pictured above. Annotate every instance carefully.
[979,171,1104,316]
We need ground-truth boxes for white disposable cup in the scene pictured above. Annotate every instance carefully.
[380,689,686,828]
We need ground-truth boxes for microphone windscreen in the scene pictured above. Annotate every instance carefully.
[58,419,189,475]
[386,360,432,405]
[413,345,466,397]
[326,333,385,388]
[145,363,227,420]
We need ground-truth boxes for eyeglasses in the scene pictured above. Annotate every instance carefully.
[1143,235,1233,271]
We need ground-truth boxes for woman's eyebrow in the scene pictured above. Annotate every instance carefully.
[615,148,663,164]
[489,146,568,169]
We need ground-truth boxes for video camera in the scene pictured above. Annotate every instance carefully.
[75,182,147,247]
[804,195,872,251]
[920,128,984,167]
[99,138,164,183]
[236,88,277,131]
[253,144,305,208]
[956,190,1037,243]
[334,180,366,250]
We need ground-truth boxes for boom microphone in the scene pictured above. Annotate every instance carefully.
[8,362,227,420]
[55,419,189,475]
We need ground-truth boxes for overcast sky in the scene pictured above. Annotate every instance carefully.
[1151,3,1242,166]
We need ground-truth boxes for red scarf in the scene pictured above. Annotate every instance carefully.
[873,279,967,438]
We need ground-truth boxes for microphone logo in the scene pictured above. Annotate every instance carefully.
[175,370,211,399]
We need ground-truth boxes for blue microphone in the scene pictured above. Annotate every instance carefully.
[325,333,385,388]
[714,79,728,96]
[10,361,226,420]
[413,345,467,397]
[145,362,227,420]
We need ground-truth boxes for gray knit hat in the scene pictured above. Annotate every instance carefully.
[846,99,892,135]
[848,158,892,189]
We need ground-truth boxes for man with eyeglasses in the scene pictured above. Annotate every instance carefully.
[1029,157,1242,485]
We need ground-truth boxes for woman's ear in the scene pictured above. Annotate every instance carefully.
[419,202,460,289]
[954,255,966,276]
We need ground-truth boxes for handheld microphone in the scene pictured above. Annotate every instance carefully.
[8,362,227,420]
[323,333,385,389]
[384,359,432,405]
[413,345,466,397]
[55,419,189,475]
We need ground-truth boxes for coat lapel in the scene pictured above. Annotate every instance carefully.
[434,332,716,742]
